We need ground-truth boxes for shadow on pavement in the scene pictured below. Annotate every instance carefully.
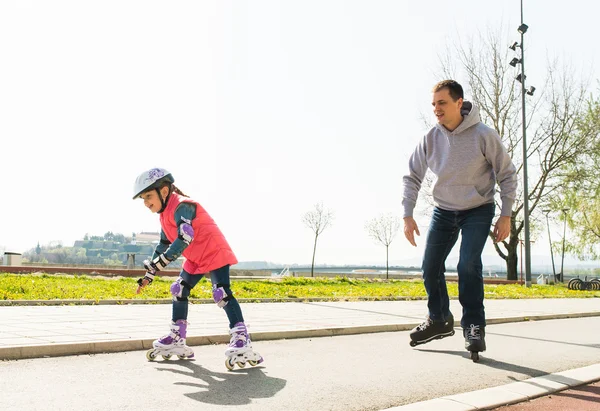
[414,348,583,383]
[155,360,287,405]
[488,331,600,350]
[554,383,600,401]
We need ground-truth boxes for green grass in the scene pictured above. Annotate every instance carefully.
[1,273,598,302]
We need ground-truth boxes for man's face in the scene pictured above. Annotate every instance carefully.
[432,88,463,130]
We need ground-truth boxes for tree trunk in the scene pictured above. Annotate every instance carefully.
[311,234,318,277]
[503,213,520,281]
[385,245,389,279]
[506,244,519,281]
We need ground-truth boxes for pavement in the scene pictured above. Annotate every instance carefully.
[1,297,600,410]
[496,380,600,410]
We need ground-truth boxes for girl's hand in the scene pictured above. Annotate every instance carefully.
[136,273,154,294]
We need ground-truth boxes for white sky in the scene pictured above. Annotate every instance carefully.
[1,1,598,267]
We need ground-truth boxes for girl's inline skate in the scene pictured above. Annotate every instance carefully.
[224,322,263,370]
[146,319,195,361]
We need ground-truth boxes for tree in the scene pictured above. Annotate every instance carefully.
[113,233,126,244]
[553,94,600,259]
[301,202,334,277]
[437,28,597,280]
[365,214,401,279]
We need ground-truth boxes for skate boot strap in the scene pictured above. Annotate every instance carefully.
[229,324,248,334]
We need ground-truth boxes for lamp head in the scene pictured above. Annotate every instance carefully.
[518,24,529,34]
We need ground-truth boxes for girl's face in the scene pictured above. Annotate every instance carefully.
[140,186,170,213]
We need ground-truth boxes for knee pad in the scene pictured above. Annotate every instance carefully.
[171,278,192,301]
[212,284,232,308]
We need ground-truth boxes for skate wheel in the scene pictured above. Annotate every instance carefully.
[225,358,235,371]
[470,352,480,362]
[236,362,246,368]
[450,330,455,336]
[248,360,259,366]
[409,340,417,347]
[146,349,157,361]
[162,354,172,360]
[177,355,186,360]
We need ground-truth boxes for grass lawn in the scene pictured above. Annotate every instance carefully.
[1,273,599,302]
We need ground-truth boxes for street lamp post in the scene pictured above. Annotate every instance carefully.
[510,0,535,287]
[543,209,557,283]
[560,208,569,282]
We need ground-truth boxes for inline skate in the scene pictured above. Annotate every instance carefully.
[409,314,455,347]
[464,324,486,362]
[224,322,263,370]
[146,319,195,361]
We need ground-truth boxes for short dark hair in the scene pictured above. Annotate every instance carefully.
[432,80,464,101]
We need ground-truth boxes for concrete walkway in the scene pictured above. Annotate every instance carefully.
[1,298,599,360]
[1,298,599,410]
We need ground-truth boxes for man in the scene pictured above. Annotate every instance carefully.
[402,80,517,355]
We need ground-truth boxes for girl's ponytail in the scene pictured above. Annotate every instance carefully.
[171,184,188,197]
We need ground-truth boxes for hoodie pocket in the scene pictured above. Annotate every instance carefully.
[433,185,486,208]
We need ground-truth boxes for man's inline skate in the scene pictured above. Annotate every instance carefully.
[146,319,195,361]
[464,324,485,362]
[409,314,455,347]
[224,322,263,370]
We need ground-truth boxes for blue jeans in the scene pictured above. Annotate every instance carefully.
[421,203,494,328]
[172,265,245,329]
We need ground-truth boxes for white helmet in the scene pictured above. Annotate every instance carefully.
[132,168,175,199]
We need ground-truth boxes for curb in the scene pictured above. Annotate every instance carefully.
[0,296,428,306]
[383,363,600,410]
[2,311,599,361]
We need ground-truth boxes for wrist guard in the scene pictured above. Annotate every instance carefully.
[137,271,155,286]
[144,254,172,274]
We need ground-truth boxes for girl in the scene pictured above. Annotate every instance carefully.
[133,167,262,369]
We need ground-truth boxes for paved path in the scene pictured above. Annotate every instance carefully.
[1,298,599,410]
[496,380,600,411]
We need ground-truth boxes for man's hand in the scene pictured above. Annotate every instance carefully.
[403,217,420,247]
[493,216,511,243]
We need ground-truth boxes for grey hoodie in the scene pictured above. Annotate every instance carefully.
[402,102,517,218]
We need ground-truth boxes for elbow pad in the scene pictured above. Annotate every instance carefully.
[178,222,194,245]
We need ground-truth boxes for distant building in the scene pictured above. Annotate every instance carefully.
[135,232,160,244]
[70,232,164,266]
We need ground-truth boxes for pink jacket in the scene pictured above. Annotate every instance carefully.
[160,193,238,274]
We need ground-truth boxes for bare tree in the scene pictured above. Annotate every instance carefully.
[436,27,594,280]
[302,202,334,277]
[365,214,401,279]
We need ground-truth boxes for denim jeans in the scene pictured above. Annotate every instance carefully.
[172,265,245,329]
[421,203,495,328]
